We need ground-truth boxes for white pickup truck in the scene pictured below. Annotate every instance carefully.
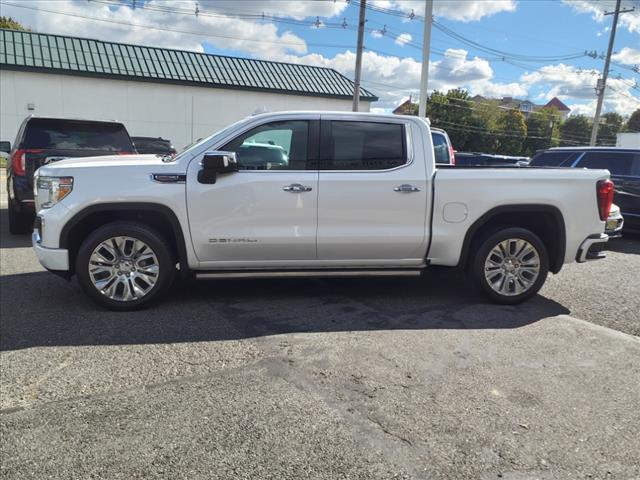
[32,112,613,310]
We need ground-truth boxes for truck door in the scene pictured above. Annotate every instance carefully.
[186,119,319,267]
[316,118,429,265]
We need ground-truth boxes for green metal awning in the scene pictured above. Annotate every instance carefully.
[0,29,378,101]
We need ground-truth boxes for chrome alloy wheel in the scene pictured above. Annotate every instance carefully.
[88,236,160,301]
[483,238,541,297]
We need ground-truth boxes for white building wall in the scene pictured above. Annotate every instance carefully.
[0,70,371,149]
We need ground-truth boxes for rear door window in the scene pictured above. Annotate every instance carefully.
[321,121,406,170]
[529,151,580,167]
[432,132,451,164]
[23,119,134,152]
[575,152,634,176]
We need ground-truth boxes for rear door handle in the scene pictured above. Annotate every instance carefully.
[394,184,421,193]
[283,183,313,193]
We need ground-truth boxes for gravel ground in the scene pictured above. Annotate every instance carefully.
[1,207,639,480]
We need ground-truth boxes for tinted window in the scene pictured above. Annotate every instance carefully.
[576,152,635,176]
[222,120,308,170]
[323,121,406,170]
[530,151,580,167]
[132,137,176,155]
[23,119,134,152]
[432,132,450,164]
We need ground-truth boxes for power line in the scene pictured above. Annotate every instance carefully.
[0,1,354,50]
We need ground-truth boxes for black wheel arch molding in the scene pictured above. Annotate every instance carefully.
[456,204,567,274]
[59,202,191,278]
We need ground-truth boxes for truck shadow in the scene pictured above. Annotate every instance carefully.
[0,268,570,351]
[606,233,640,255]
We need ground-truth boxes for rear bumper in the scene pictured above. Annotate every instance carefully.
[32,229,69,271]
[576,233,608,263]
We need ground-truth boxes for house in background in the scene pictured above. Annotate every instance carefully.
[489,96,571,119]
[393,95,571,120]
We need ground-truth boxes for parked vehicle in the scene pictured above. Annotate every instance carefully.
[456,152,530,167]
[32,112,612,310]
[529,147,640,232]
[131,136,177,156]
[431,128,455,165]
[7,117,136,234]
[0,141,10,163]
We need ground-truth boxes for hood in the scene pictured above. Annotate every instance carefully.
[36,154,174,175]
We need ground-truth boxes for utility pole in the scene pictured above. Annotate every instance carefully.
[418,0,434,117]
[589,0,634,145]
[352,0,366,112]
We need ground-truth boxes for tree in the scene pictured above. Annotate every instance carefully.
[624,108,640,132]
[596,112,624,146]
[495,109,527,155]
[559,115,592,146]
[523,107,561,155]
[0,17,28,30]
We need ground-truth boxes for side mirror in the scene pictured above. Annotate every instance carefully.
[198,151,238,184]
[0,141,11,154]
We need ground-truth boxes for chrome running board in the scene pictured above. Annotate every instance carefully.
[196,269,423,279]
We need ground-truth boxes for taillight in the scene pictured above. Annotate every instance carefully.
[449,146,456,166]
[11,149,43,176]
[596,179,614,221]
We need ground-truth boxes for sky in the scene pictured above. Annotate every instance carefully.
[1,0,639,116]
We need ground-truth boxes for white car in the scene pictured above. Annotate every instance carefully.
[32,111,613,309]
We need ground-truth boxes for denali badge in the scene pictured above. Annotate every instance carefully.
[208,238,258,243]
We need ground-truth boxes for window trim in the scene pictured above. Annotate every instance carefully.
[317,119,413,173]
[219,118,318,172]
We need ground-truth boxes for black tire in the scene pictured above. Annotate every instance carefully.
[75,222,175,310]
[471,227,549,305]
[8,198,33,234]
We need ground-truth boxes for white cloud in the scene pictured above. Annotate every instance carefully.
[0,0,309,57]
[562,0,640,33]
[371,30,384,39]
[520,63,640,116]
[394,33,412,46]
[612,47,640,65]
[375,0,517,23]
[280,48,527,110]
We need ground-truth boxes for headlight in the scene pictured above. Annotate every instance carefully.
[35,176,73,209]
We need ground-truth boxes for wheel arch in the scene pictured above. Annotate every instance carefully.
[60,202,189,277]
[458,204,566,274]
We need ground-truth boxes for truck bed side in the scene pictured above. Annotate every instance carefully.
[429,167,609,268]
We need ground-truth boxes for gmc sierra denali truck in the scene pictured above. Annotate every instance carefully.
[32,112,613,310]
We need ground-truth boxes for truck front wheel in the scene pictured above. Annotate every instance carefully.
[75,222,175,310]
[471,227,549,304]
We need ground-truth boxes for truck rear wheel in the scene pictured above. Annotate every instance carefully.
[471,227,549,304]
[75,222,175,310]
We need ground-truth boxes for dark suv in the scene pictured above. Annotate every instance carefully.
[529,147,640,232]
[131,136,177,156]
[7,117,136,233]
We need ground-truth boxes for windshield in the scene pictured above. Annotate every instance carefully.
[173,115,260,161]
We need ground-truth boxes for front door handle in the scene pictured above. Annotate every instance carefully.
[394,184,421,193]
[283,183,313,193]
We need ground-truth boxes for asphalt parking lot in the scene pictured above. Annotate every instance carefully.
[1,204,639,479]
